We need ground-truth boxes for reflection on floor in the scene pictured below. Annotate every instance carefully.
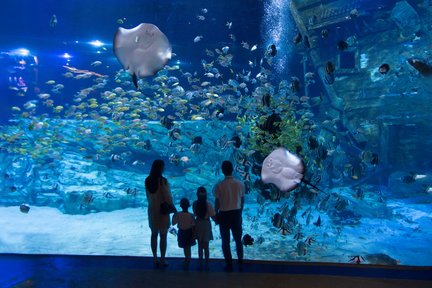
[1,254,431,288]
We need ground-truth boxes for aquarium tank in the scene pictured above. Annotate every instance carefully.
[0,0,431,266]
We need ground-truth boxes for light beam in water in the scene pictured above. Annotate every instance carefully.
[262,0,295,75]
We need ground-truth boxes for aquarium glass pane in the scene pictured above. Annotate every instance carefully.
[1,0,431,267]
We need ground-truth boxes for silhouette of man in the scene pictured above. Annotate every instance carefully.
[213,160,245,271]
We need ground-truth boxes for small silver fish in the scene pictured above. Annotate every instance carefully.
[194,36,203,43]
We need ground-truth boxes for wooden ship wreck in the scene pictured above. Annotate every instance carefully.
[288,0,432,173]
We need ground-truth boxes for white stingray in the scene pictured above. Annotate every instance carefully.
[113,23,172,87]
[261,147,304,192]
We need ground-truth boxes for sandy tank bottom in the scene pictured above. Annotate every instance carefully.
[1,198,431,266]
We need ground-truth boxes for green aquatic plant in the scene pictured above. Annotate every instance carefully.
[247,110,305,157]
[276,115,304,152]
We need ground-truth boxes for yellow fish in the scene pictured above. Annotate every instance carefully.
[53,106,64,113]
[191,115,205,120]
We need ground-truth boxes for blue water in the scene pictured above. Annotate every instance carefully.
[0,0,432,266]
[0,0,263,120]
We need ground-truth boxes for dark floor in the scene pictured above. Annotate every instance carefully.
[1,254,431,288]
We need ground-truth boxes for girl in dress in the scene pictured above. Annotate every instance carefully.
[192,186,216,270]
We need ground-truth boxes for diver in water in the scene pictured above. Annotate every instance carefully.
[0,49,39,121]
[0,49,39,96]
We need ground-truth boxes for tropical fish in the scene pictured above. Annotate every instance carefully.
[168,128,181,140]
[230,135,241,148]
[294,232,304,240]
[293,33,302,44]
[91,61,102,66]
[262,93,271,107]
[63,65,106,78]
[214,134,229,149]
[116,18,126,24]
[103,192,116,199]
[290,77,300,92]
[272,213,283,228]
[407,58,432,76]
[306,213,311,225]
[321,28,329,38]
[242,234,254,246]
[214,108,224,120]
[20,204,30,213]
[124,187,138,196]
[313,215,321,227]
[349,255,365,264]
[160,115,174,129]
[401,172,420,184]
[296,241,307,256]
[81,192,94,206]
[337,40,349,51]
[305,236,315,246]
[194,35,203,43]
[378,63,390,74]
[326,61,335,74]
[266,44,277,57]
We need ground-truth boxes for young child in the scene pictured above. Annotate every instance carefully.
[172,197,196,269]
[192,186,216,271]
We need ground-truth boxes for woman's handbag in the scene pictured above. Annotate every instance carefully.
[159,178,176,215]
[160,201,176,215]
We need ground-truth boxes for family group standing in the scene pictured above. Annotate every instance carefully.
[145,159,245,272]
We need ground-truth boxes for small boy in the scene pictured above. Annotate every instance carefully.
[172,198,196,269]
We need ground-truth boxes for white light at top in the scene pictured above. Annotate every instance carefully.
[267,0,284,43]
[12,48,30,56]
[89,40,104,47]
[263,0,293,74]
[61,53,72,59]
